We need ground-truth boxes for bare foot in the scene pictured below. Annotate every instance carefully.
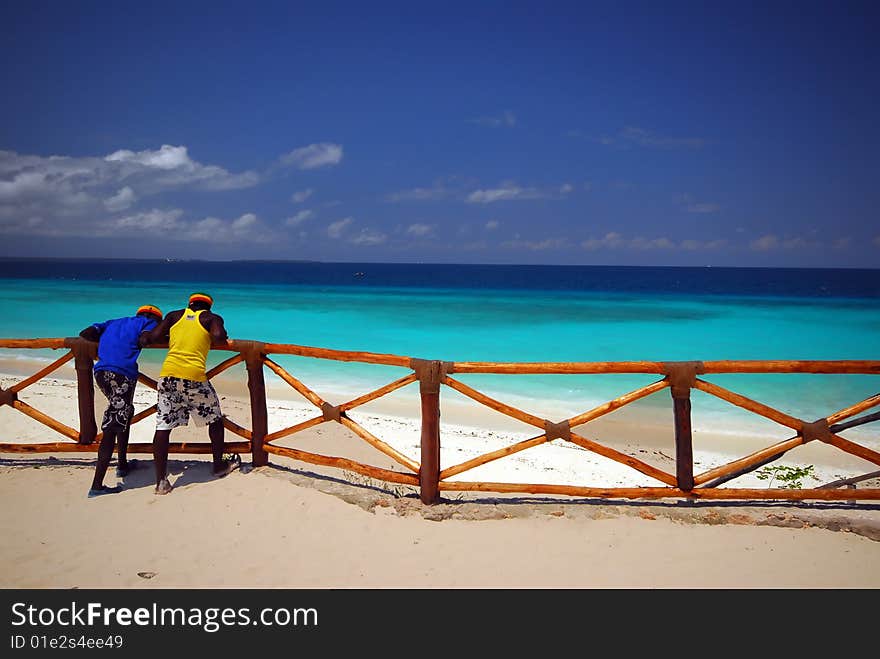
[88,484,122,498]
[154,478,174,495]
[213,453,241,478]
[116,458,141,478]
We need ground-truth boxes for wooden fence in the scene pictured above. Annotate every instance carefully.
[1,337,879,504]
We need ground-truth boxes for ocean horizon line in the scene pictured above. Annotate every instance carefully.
[1,256,878,273]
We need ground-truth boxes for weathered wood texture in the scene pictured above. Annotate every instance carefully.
[2,337,878,503]
[568,380,668,427]
[339,373,418,412]
[12,400,79,440]
[260,342,410,367]
[240,342,269,467]
[68,338,97,444]
[438,481,880,501]
[443,376,545,428]
[9,351,74,393]
[263,357,325,408]
[265,444,419,485]
[339,415,420,473]
[418,360,441,504]
[0,441,251,454]
[265,415,324,442]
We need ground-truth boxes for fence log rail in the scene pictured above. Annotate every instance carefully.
[0,337,878,505]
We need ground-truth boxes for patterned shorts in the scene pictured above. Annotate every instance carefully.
[156,376,222,431]
[94,370,137,433]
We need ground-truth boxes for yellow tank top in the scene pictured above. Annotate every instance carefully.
[159,309,212,381]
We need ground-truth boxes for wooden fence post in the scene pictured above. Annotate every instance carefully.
[666,361,703,492]
[66,337,97,445]
[240,340,269,468]
[414,359,442,504]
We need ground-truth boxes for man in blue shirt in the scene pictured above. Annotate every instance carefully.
[79,304,163,497]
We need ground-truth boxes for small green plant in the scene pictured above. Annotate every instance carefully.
[755,464,819,489]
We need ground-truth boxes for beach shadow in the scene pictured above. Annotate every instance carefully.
[164,459,241,490]
[2,456,878,514]
[438,494,880,513]
[115,457,247,492]
[255,460,880,515]
[263,460,411,497]
[0,455,245,494]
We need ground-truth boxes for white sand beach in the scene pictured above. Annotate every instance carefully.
[1,367,879,588]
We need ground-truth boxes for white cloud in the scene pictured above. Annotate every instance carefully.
[501,238,567,250]
[351,229,387,245]
[0,147,259,239]
[485,220,500,230]
[749,234,815,251]
[582,232,625,249]
[751,235,779,251]
[610,180,635,191]
[231,212,258,231]
[111,208,184,233]
[327,217,354,238]
[106,144,191,170]
[104,144,259,189]
[676,193,720,214]
[680,239,727,250]
[581,232,706,251]
[468,110,517,127]
[104,186,136,212]
[783,236,809,249]
[465,180,574,204]
[630,236,675,250]
[0,169,53,200]
[106,209,272,243]
[406,223,433,237]
[291,188,313,203]
[585,126,707,149]
[386,185,450,202]
[0,153,99,217]
[566,126,708,149]
[386,176,479,204]
[619,126,706,149]
[687,203,720,213]
[467,183,544,204]
[285,209,314,226]
[280,143,343,170]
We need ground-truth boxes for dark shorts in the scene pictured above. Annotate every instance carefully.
[156,376,222,430]
[94,370,137,433]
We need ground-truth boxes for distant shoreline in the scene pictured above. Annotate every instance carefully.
[1,255,877,272]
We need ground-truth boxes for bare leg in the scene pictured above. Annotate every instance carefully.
[209,419,239,477]
[90,430,117,491]
[209,419,225,472]
[153,428,173,494]
[116,426,131,473]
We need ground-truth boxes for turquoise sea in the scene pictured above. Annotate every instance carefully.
[0,259,878,440]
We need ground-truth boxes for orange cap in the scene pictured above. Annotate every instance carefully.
[188,292,214,307]
[136,305,163,320]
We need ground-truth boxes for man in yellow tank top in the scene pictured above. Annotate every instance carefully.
[142,292,239,494]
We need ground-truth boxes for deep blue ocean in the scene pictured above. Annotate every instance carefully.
[1,258,878,439]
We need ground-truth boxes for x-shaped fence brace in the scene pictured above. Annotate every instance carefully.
[1,338,879,503]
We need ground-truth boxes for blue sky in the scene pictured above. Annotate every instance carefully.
[1,1,877,267]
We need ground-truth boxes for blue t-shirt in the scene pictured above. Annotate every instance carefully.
[92,316,158,380]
